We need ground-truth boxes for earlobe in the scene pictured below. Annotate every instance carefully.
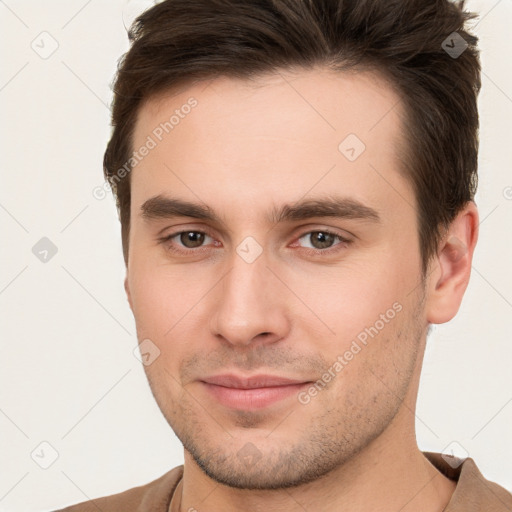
[124,275,133,311]
[426,202,479,325]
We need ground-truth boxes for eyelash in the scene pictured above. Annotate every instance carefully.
[156,228,351,257]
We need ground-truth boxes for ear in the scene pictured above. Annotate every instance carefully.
[425,201,479,324]
[124,274,133,312]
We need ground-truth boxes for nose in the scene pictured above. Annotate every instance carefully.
[209,248,290,348]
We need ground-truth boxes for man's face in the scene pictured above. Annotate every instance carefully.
[126,67,429,488]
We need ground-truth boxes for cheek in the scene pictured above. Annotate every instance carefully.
[129,260,200,335]
[334,299,418,398]
[130,275,168,338]
[282,255,410,347]
[128,260,222,377]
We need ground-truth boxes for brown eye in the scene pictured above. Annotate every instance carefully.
[309,231,336,249]
[298,231,344,250]
[157,229,217,255]
[179,231,206,248]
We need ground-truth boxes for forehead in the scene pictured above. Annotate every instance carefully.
[130,66,413,226]
[136,66,403,145]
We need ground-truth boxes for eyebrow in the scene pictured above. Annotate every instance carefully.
[140,194,381,225]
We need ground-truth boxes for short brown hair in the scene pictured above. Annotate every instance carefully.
[104,0,481,274]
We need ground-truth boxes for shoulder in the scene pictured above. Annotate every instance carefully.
[424,452,512,510]
[54,465,184,512]
[456,456,512,509]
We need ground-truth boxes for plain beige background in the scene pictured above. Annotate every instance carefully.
[1,0,511,510]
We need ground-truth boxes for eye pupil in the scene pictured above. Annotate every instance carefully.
[181,231,205,248]
[311,231,335,249]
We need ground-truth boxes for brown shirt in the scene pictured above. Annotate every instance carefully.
[55,452,512,511]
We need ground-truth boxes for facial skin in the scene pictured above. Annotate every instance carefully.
[124,67,478,511]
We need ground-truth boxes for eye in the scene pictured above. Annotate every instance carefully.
[174,231,211,248]
[295,230,350,252]
[157,228,351,256]
[158,230,217,254]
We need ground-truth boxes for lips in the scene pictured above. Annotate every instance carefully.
[201,374,309,389]
[200,374,312,410]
